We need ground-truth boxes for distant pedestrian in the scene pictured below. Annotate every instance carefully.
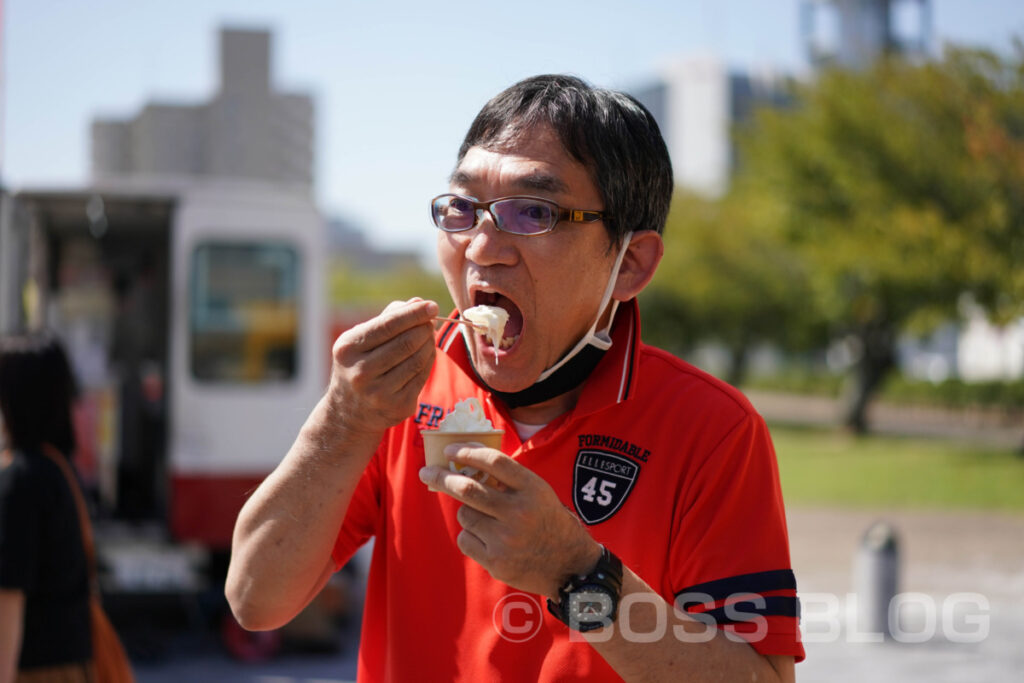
[0,333,94,682]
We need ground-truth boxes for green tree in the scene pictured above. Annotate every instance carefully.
[738,44,1024,432]
[642,187,820,387]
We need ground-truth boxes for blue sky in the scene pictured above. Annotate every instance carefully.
[2,1,1022,260]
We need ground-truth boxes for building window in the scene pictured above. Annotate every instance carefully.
[190,241,299,382]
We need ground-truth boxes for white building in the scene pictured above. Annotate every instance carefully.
[632,1,932,199]
[631,57,788,198]
[958,313,1024,381]
[802,0,932,70]
[91,28,314,189]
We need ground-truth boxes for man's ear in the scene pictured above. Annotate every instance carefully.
[613,231,664,301]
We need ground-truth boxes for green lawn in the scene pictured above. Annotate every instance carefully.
[769,424,1024,511]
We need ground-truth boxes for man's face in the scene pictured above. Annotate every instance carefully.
[437,124,618,393]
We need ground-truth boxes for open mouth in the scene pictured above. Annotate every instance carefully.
[473,291,523,350]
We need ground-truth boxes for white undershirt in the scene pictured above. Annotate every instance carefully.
[512,419,548,441]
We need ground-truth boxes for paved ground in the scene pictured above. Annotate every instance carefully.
[745,389,1023,449]
[131,613,361,683]
[132,506,1023,682]
[750,390,1024,679]
[787,506,1024,682]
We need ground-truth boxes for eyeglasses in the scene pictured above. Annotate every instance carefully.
[430,194,610,236]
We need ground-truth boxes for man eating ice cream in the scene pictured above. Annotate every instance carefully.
[227,75,803,682]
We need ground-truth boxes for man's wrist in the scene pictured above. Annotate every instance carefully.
[303,395,384,462]
[548,540,604,602]
[547,545,624,632]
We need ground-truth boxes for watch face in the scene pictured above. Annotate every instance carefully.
[568,587,615,626]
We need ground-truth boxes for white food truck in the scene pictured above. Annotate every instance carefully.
[0,177,344,656]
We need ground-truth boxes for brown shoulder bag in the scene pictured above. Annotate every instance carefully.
[40,445,135,683]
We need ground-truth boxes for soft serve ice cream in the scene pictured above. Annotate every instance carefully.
[422,397,504,489]
[437,398,494,432]
[462,305,510,362]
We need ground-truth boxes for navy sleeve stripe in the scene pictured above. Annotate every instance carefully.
[684,596,801,626]
[674,569,797,603]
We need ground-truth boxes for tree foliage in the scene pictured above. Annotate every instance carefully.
[641,188,820,385]
[742,43,1024,336]
[644,43,1024,432]
[744,44,1024,431]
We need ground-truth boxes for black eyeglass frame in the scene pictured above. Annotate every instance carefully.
[430,193,611,236]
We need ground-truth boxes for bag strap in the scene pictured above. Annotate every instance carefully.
[38,444,99,591]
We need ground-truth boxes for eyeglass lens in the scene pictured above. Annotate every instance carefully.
[432,196,556,235]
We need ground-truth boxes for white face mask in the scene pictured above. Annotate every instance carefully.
[459,231,633,389]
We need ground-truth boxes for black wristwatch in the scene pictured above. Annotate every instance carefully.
[547,545,623,632]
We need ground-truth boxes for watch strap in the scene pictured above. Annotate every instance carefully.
[547,545,623,631]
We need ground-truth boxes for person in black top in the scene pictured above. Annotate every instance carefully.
[0,333,93,682]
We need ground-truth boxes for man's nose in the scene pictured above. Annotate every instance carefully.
[464,209,514,265]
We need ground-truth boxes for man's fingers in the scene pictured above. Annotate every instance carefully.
[375,299,438,342]
[456,527,488,563]
[372,320,436,378]
[456,501,498,535]
[338,299,438,353]
[381,298,413,314]
[445,445,530,491]
[419,465,504,515]
[333,298,436,397]
[325,298,438,433]
[394,339,437,395]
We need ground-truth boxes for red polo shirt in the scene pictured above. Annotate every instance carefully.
[333,300,804,681]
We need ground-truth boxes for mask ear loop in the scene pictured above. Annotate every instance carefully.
[535,231,633,382]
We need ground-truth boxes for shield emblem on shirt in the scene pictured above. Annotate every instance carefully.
[572,450,640,525]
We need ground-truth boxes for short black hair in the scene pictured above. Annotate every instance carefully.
[458,74,674,244]
[0,333,78,456]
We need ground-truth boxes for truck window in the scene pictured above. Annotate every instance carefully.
[190,241,300,382]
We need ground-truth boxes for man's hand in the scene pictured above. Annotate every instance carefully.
[419,443,600,599]
[329,298,438,441]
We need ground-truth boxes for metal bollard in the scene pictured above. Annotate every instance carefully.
[853,520,900,639]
